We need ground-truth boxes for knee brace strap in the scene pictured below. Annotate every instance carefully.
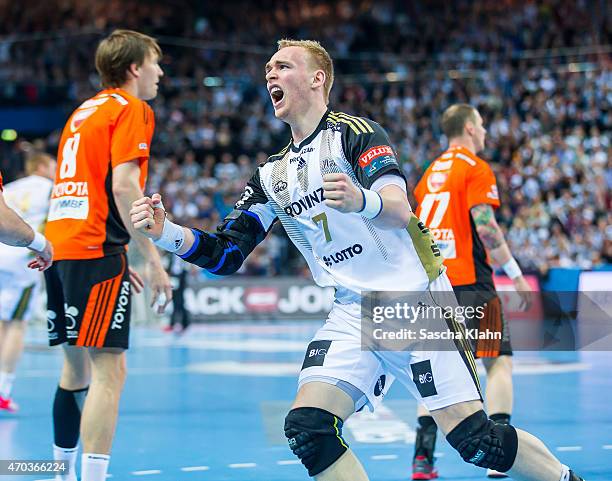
[284,407,348,477]
[446,410,518,472]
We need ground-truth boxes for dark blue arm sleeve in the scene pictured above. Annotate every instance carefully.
[177,168,276,275]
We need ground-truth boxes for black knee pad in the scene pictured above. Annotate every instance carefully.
[446,410,518,472]
[284,407,348,477]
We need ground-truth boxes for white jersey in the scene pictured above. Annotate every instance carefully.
[0,175,53,279]
[237,110,443,302]
[177,112,478,413]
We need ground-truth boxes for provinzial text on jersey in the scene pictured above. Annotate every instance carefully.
[283,187,325,217]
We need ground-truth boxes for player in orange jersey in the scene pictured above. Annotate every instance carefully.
[43,30,172,481]
[411,104,532,480]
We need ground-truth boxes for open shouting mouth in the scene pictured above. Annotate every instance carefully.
[270,85,284,108]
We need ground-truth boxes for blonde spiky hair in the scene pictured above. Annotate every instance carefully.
[277,39,334,104]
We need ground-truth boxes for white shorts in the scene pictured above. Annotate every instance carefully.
[0,271,38,321]
[298,273,482,412]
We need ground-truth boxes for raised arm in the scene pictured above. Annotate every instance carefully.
[322,173,411,229]
[323,116,411,228]
[130,168,277,276]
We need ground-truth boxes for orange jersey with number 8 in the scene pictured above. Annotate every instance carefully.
[414,146,500,286]
[45,88,154,260]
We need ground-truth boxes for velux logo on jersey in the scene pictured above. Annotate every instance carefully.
[358,145,397,177]
[284,187,325,217]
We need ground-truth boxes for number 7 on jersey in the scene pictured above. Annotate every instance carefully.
[312,212,332,242]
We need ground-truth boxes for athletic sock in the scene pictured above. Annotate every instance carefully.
[0,371,15,398]
[414,415,437,462]
[81,453,110,481]
[559,464,572,481]
[561,465,586,481]
[418,415,437,429]
[490,413,511,425]
[53,386,89,448]
[53,445,78,481]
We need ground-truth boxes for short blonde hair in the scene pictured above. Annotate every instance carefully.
[441,104,479,139]
[25,152,54,176]
[95,29,162,88]
[277,39,334,104]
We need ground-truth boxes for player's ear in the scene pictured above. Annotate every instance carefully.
[312,70,325,89]
[464,120,475,136]
[127,62,140,80]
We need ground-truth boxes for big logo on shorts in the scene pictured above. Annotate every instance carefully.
[111,281,130,330]
[301,340,332,369]
[410,360,438,398]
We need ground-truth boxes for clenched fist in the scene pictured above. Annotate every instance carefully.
[322,173,363,213]
[130,193,166,240]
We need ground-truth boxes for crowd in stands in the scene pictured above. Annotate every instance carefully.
[1,0,610,277]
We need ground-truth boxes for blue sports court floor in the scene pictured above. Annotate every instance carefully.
[2,321,611,480]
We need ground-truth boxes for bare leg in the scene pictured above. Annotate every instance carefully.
[507,429,564,481]
[80,348,126,454]
[0,320,25,373]
[290,381,369,481]
[60,345,90,390]
[416,403,429,418]
[429,399,482,434]
[482,355,513,416]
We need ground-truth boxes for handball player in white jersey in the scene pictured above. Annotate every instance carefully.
[0,152,56,412]
[130,39,586,481]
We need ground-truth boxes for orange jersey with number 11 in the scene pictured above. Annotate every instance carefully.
[414,146,500,287]
[45,88,154,260]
